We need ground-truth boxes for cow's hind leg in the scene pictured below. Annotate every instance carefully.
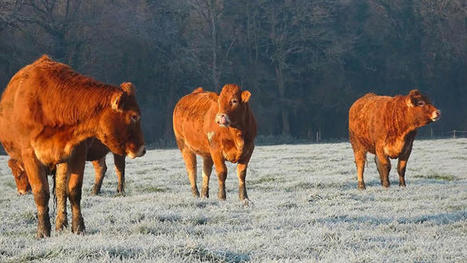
[353,150,367,189]
[113,154,126,194]
[55,163,69,231]
[182,149,199,197]
[375,150,391,188]
[201,156,213,198]
[91,158,107,195]
[68,144,86,234]
[22,150,51,238]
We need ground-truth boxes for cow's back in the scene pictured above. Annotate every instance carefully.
[349,93,394,153]
[173,91,217,155]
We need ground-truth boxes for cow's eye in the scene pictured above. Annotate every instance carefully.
[231,99,238,105]
[130,114,140,122]
[416,101,425,106]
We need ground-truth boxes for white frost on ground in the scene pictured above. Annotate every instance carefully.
[0,138,466,262]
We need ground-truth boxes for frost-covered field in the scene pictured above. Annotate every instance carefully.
[0,138,466,262]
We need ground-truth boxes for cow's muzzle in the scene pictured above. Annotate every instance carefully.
[431,110,441,122]
[215,113,231,127]
[128,145,146,159]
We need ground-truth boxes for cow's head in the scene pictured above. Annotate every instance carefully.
[215,84,251,128]
[98,82,146,159]
[406,89,441,127]
[8,159,31,195]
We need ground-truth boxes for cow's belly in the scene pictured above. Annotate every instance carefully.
[32,139,71,165]
[180,131,211,156]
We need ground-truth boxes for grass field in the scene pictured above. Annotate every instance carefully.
[0,138,466,262]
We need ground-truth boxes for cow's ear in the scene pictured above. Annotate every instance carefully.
[241,90,251,103]
[407,89,421,107]
[409,89,421,97]
[120,82,135,96]
[111,91,125,112]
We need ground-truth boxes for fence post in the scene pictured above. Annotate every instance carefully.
[453,130,456,139]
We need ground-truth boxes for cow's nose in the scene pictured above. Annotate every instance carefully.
[432,110,441,121]
[128,145,146,159]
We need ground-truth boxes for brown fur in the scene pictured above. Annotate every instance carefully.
[348,89,440,189]
[0,55,145,238]
[173,84,257,201]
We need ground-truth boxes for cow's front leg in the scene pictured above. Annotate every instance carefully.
[237,150,253,201]
[212,154,227,200]
[237,162,249,201]
[23,150,50,238]
[113,154,126,194]
[55,163,69,231]
[68,144,86,234]
[375,149,391,188]
[397,143,413,187]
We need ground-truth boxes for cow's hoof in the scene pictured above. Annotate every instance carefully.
[218,191,226,200]
[36,228,50,239]
[36,223,51,238]
[72,216,85,234]
[357,182,366,190]
[114,191,126,197]
[239,189,248,201]
[241,198,254,207]
[192,188,200,198]
[17,190,31,195]
[36,212,51,238]
[91,187,100,196]
[399,183,406,187]
[55,215,68,231]
[382,182,390,188]
[201,187,209,198]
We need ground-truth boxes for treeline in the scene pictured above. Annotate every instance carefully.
[0,0,465,145]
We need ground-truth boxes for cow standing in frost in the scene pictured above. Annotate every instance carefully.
[348,90,440,189]
[0,55,145,237]
[173,84,256,202]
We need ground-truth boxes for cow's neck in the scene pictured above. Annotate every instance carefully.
[386,101,417,144]
[227,107,254,153]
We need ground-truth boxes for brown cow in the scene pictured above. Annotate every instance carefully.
[348,89,440,189]
[173,84,257,202]
[0,55,145,237]
[9,138,126,196]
